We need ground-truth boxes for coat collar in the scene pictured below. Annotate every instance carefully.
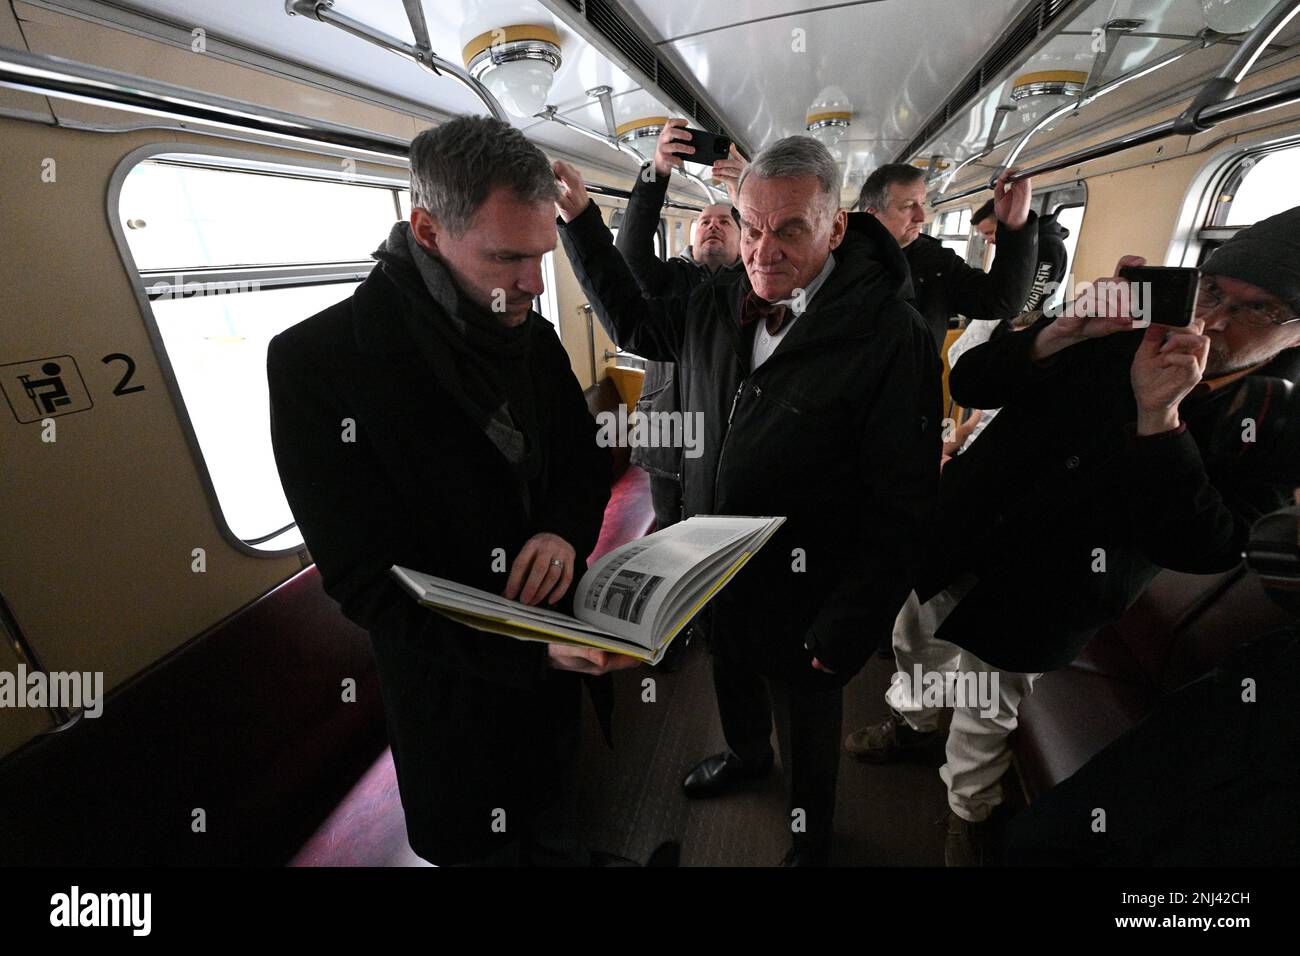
[720,211,916,359]
[351,255,550,357]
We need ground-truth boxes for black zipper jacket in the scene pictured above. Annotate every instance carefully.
[561,200,941,685]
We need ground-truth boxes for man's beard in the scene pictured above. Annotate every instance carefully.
[698,243,730,271]
[1205,340,1264,378]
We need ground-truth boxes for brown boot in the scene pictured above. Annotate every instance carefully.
[844,710,937,763]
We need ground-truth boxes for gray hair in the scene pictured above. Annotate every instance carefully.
[737,136,841,213]
[856,163,925,213]
[408,115,559,236]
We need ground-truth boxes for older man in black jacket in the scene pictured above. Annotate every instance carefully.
[849,207,1300,865]
[267,116,636,867]
[857,163,1039,353]
[555,136,941,865]
[616,118,743,530]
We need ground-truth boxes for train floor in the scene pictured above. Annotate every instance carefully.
[294,638,1010,867]
[567,637,955,867]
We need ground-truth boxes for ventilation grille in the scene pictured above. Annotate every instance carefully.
[573,0,734,142]
[895,0,1087,164]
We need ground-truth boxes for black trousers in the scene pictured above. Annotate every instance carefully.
[712,653,844,851]
[648,473,682,531]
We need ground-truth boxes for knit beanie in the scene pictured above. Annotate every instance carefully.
[1201,206,1300,313]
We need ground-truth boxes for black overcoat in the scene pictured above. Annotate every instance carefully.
[267,252,611,864]
[562,202,942,686]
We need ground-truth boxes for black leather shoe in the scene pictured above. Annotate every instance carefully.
[681,751,774,798]
[779,844,830,867]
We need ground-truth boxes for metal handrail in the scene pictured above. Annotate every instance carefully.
[284,0,509,122]
[537,106,712,208]
[934,32,1214,206]
[932,0,1300,208]
[0,45,699,211]
[1175,0,1300,131]
[284,1,713,206]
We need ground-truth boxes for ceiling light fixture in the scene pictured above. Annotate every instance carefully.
[1011,70,1088,130]
[615,116,669,163]
[806,85,853,148]
[462,24,562,118]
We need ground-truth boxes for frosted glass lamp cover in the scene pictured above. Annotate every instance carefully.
[1201,0,1277,34]
[484,59,555,117]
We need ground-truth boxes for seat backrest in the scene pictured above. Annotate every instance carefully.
[584,376,630,477]
[0,567,384,865]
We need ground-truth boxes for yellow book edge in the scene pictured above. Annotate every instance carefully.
[425,545,768,666]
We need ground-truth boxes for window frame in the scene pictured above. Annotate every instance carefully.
[1169,134,1300,270]
[108,142,409,559]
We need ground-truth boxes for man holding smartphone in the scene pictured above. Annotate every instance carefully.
[616,118,743,531]
[845,206,1300,865]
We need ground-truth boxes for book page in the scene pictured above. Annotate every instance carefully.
[573,517,772,644]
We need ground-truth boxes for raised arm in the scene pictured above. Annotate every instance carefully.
[614,120,697,299]
[950,257,1145,409]
[943,169,1039,323]
[553,160,688,363]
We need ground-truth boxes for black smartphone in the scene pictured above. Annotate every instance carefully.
[1118,266,1200,328]
[683,127,732,164]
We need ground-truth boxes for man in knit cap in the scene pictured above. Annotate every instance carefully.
[844,206,1300,866]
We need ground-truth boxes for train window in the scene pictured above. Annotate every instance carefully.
[537,252,560,334]
[1213,144,1300,229]
[1053,204,1085,295]
[934,207,972,259]
[116,154,407,554]
[120,161,400,269]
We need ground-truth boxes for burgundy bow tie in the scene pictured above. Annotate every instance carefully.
[740,291,791,336]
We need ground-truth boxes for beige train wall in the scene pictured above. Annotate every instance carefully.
[0,2,696,759]
[4,1,1298,762]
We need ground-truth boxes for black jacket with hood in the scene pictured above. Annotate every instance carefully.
[615,165,743,509]
[561,200,941,686]
[905,211,1040,352]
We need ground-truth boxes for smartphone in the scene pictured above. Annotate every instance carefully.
[682,127,732,164]
[1118,266,1200,328]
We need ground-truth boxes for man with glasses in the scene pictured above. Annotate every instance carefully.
[844,206,1300,865]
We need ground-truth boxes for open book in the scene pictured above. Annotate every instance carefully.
[391,515,785,665]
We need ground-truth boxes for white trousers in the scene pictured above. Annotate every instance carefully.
[884,588,1040,823]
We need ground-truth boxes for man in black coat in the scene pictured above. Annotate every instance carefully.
[554,135,941,865]
[266,116,637,867]
[615,118,743,529]
[974,200,1072,332]
[857,163,1040,353]
[847,207,1300,865]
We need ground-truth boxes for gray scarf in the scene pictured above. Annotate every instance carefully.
[375,222,542,509]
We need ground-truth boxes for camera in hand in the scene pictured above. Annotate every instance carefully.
[1118,265,1200,328]
[683,127,732,164]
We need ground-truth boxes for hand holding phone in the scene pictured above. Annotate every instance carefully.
[1118,265,1201,328]
[682,127,732,165]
